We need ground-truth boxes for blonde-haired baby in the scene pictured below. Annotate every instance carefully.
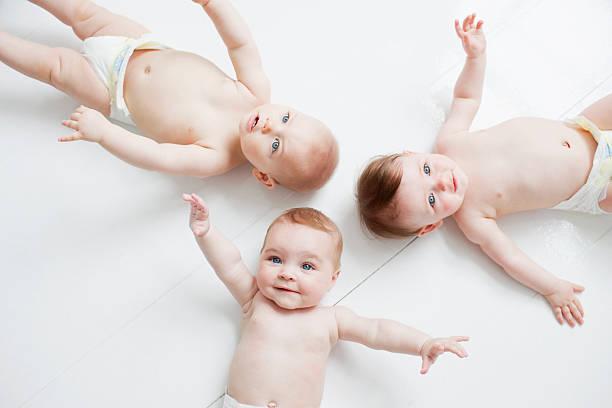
[357,14,612,327]
[0,0,338,191]
[183,193,468,408]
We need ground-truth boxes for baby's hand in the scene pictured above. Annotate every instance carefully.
[419,336,469,374]
[544,279,585,327]
[183,193,211,237]
[454,13,486,58]
[60,106,110,143]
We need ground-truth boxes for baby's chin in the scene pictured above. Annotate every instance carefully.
[262,291,319,310]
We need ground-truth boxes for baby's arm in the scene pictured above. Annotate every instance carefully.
[437,14,486,142]
[459,216,585,327]
[183,193,258,307]
[192,0,270,101]
[61,106,231,177]
[335,306,468,374]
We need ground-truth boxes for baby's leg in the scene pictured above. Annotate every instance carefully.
[580,94,612,130]
[600,185,612,212]
[29,0,148,40]
[0,29,110,114]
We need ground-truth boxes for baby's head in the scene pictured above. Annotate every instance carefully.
[357,151,468,238]
[256,207,342,309]
[240,104,338,192]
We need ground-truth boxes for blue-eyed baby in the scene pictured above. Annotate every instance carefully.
[357,14,612,327]
[183,193,469,408]
[0,0,338,191]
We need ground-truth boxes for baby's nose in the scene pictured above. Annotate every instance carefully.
[436,176,447,191]
[262,117,273,134]
[279,270,296,281]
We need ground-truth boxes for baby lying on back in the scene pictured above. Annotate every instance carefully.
[1,0,337,191]
[358,14,611,327]
[183,193,469,408]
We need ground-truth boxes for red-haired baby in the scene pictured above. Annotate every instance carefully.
[183,193,468,408]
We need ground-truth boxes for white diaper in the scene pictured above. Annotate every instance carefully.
[222,393,270,408]
[551,116,612,215]
[82,33,168,125]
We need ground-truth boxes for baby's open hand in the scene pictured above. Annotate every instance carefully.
[454,13,485,58]
[183,193,211,237]
[544,279,585,327]
[60,105,109,143]
[419,336,469,374]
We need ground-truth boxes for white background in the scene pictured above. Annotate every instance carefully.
[1,1,611,407]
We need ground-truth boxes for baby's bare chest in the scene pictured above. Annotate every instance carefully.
[243,304,334,353]
[123,50,256,147]
[450,118,597,214]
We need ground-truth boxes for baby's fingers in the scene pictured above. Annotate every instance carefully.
[420,357,432,375]
[61,119,79,131]
[562,305,576,327]
[476,20,484,30]
[58,132,82,142]
[454,19,464,38]
[569,302,583,325]
[554,306,564,325]
[449,342,469,358]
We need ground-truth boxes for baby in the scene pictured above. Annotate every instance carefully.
[357,14,612,327]
[0,0,338,191]
[183,193,468,408]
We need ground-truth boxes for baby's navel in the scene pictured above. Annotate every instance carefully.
[144,65,151,74]
[562,140,571,148]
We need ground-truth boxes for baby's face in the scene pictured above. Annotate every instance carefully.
[256,222,340,310]
[394,152,468,231]
[239,104,327,178]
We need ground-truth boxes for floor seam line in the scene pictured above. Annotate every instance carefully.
[334,237,418,306]
[17,270,196,408]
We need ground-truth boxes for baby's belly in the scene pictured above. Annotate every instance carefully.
[122,49,232,144]
[227,338,328,407]
[468,118,599,215]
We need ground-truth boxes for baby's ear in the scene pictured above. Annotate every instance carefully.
[252,168,276,189]
[417,220,443,236]
[328,269,341,291]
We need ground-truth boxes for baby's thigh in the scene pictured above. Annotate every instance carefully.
[599,183,612,212]
[72,2,149,40]
[581,94,612,130]
[51,48,110,115]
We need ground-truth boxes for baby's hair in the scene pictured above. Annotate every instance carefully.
[356,154,419,238]
[275,130,339,192]
[262,207,343,268]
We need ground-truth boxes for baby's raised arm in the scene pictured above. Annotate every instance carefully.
[61,106,232,177]
[334,306,468,374]
[193,0,270,101]
[183,193,258,307]
[458,216,585,327]
[437,14,486,143]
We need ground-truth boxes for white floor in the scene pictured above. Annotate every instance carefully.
[1,1,611,407]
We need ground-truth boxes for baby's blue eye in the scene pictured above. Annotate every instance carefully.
[424,164,431,175]
[282,113,290,123]
[271,256,281,264]
[272,138,280,152]
[301,263,313,271]
[428,194,435,207]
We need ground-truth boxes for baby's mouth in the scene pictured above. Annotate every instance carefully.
[249,115,259,132]
[275,286,299,294]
